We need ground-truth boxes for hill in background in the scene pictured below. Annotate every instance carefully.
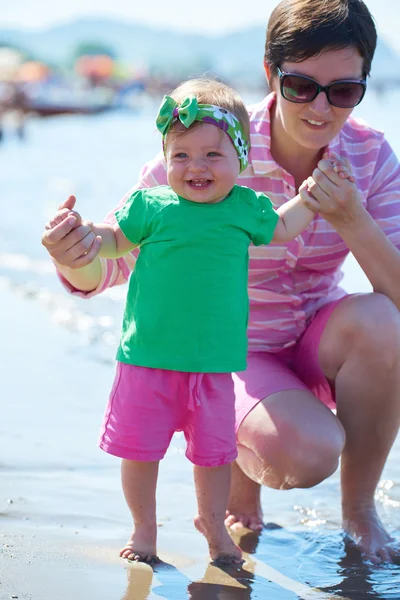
[1,18,399,86]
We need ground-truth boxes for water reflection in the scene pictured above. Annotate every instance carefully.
[320,538,400,599]
[123,562,154,600]
[187,564,254,600]
[119,528,400,600]
[257,527,400,600]
[121,529,297,600]
[123,559,256,600]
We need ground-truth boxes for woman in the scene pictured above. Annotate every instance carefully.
[42,0,400,564]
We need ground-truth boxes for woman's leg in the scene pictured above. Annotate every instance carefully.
[120,459,160,563]
[193,463,242,564]
[226,293,400,562]
[318,293,400,563]
[225,388,345,531]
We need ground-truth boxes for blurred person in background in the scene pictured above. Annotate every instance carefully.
[41,0,400,564]
[0,81,27,140]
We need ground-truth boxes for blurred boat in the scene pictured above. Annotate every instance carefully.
[25,99,111,117]
[0,59,114,118]
[20,82,114,118]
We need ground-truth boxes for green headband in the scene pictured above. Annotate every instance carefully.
[156,94,249,173]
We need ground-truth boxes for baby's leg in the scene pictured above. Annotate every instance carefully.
[194,463,243,565]
[120,459,160,563]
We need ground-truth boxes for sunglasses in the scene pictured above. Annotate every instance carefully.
[277,67,367,108]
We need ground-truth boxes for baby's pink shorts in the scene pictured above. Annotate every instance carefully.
[99,364,237,467]
[100,297,344,465]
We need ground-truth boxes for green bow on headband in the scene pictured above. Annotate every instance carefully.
[156,95,199,135]
[155,94,250,173]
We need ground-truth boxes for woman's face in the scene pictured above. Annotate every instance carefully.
[268,47,364,154]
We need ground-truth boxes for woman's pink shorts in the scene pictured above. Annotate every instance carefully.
[99,298,343,465]
[234,298,342,431]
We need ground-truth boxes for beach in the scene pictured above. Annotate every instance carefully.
[1,90,400,599]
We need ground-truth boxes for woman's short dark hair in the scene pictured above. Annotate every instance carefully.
[265,0,377,78]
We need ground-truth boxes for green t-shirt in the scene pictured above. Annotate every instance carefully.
[115,184,279,373]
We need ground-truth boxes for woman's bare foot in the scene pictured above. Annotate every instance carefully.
[194,515,243,565]
[120,523,159,563]
[343,506,400,564]
[224,462,264,532]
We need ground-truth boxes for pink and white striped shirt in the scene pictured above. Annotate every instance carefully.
[64,93,400,353]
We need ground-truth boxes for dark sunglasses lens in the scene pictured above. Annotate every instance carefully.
[328,82,365,107]
[281,75,318,103]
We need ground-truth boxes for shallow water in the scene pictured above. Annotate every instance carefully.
[1,88,400,599]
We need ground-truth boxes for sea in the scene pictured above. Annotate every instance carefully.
[0,88,399,600]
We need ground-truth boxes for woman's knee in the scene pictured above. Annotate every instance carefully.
[321,293,400,380]
[258,433,343,490]
[239,399,345,490]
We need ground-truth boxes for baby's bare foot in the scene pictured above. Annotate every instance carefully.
[194,515,243,565]
[120,523,159,564]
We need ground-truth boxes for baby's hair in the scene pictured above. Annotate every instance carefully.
[165,77,250,150]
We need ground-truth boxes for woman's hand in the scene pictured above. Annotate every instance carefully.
[300,154,366,230]
[41,195,101,269]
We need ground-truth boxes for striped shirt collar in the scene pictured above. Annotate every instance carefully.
[249,93,341,175]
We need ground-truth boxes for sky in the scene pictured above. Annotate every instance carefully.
[0,0,399,52]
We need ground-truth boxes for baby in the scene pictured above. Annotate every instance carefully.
[47,77,353,565]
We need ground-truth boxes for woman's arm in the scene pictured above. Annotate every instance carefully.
[304,155,400,310]
[41,152,167,296]
[42,196,138,291]
[42,195,103,292]
[335,210,400,309]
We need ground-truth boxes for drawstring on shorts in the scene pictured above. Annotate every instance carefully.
[188,373,203,411]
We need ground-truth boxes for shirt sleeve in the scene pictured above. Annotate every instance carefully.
[57,152,168,298]
[366,138,400,251]
[115,189,149,246]
[251,192,280,246]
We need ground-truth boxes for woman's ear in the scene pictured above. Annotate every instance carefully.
[263,62,272,84]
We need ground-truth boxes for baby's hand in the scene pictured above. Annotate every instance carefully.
[301,151,363,227]
[45,196,84,233]
[47,210,74,230]
[42,195,100,268]
[330,153,355,183]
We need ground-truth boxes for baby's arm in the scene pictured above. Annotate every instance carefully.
[272,156,354,242]
[93,222,138,258]
[47,203,137,259]
[272,186,315,242]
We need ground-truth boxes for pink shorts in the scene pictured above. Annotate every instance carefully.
[233,297,345,431]
[99,364,237,467]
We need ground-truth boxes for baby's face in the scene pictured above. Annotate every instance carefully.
[165,123,240,204]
